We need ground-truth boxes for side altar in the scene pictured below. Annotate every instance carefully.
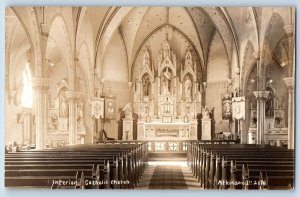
[46,80,86,147]
[133,34,202,140]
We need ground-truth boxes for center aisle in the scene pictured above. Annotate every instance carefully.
[136,160,202,190]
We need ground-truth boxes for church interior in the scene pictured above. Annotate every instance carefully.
[5,6,295,190]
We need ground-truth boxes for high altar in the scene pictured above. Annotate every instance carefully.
[133,35,202,140]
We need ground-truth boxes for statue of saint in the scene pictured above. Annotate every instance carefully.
[77,115,85,131]
[265,87,274,117]
[202,105,211,119]
[142,75,150,96]
[162,80,168,94]
[162,68,171,94]
[185,79,192,100]
[49,114,58,129]
[56,79,69,118]
[122,103,133,119]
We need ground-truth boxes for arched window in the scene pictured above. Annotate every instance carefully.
[21,63,33,108]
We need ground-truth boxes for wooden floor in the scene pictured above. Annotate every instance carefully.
[136,159,202,190]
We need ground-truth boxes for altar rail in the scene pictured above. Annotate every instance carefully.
[99,140,239,153]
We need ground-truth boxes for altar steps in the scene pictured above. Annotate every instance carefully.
[148,152,187,160]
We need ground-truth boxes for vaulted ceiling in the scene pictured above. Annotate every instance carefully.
[5,6,294,96]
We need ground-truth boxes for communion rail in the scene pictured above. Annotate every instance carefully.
[100,140,239,153]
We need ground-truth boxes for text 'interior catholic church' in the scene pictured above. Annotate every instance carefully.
[5,6,295,190]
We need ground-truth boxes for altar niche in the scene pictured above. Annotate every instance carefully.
[248,81,288,146]
[134,34,202,141]
[47,79,86,147]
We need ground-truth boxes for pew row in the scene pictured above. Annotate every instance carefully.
[187,142,294,190]
[5,142,148,189]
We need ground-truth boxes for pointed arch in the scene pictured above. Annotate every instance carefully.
[130,24,203,82]
[78,41,93,98]
[48,15,73,75]
[241,40,256,95]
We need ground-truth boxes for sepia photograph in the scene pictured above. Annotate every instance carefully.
[4,6,295,190]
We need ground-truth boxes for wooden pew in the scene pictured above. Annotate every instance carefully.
[5,156,117,188]
[7,142,147,185]
[5,142,148,189]
[188,142,294,190]
[207,147,294,189]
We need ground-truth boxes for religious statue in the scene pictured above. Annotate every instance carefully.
[77,115,86,131]
[202,105,211,119]
[184,78,192,100]
[162,68,171,94]
[56,79,69,117]
[142,75,150,96]
[265,87,274,117]
[162,80,168,94]
[122,103,133,119]
[95,88,102,97]
[48,114,58,130]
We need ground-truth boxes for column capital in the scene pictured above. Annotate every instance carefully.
[8,90,16,102]
[202,82,207,90]
[32,78,50,91]
[40,23,50,37]
[74,55,79,62]
[128,82,133,88]
[253,51,260,60]
[65,91,81,101]
[253,91,269,100]
[284,25,294,36]
[283,77,294,90]
[22,107,32,114]
[25,50,32,61]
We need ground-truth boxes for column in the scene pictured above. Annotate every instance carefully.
[32,78,50,149]
[283,77,294,149]
[253,91,269,145]
[283,23,295,150]
[40,24,50,77]
[97,83,104,142]
[252,52,261,90]
[284,25,295,77]
[65,91,80,145]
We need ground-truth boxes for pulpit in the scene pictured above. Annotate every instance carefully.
[122,103,134,140]
[201,118,211,140]
[123,119,133,140]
